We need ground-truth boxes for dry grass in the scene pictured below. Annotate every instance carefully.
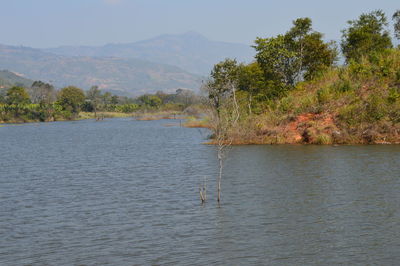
[134,111,189,121]
[182,117,211,128]
[79,112,133,120]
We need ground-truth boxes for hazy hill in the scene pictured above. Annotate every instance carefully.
[44,32,255,75]
[0,44,202,95]
[0,70,34,88]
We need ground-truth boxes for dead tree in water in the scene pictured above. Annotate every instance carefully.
[214,83,240,203]
[203,58,241,203]
[199,176,207,204]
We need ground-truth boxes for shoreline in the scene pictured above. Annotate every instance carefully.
[2,113,399,145]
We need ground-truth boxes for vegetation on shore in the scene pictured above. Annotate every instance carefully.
[0,79,201,123]
[203,9,400,145]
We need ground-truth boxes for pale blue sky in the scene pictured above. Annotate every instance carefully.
[1,0,399,48]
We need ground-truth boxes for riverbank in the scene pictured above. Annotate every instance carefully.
[198,50,400,145]
[0,110,203,125]
[0,111,133,124]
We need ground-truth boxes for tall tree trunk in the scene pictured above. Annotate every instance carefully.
[217,146,223,203]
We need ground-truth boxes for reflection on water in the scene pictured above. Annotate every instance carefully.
[1,119,400,265]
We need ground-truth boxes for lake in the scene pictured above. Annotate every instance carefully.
[1,118,400,265]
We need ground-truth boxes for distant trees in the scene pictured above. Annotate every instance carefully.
[341,10,392,62]
[57,86,85,115]
[6,86,30,105]
[30,81,56,104]
[393,10,400,41]
[86,85,101,117]
[137,94,162,108]
[206,58,240,116]
[0,79,200,122]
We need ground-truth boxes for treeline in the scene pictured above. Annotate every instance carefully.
[0,81,200,123]
[205,10,400,144]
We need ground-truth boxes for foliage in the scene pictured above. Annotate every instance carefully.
[86,85,101,114]
[205,58,240,114]
[137,94,162,108]
[30,81,56,104]
[57,86,86,114]
[254,17,337,89]
[393,10,400,40]
[341,10,392,62]
[115,104,140,113]
[6,86,31,105]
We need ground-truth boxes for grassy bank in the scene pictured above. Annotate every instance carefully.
[209,50,400,145]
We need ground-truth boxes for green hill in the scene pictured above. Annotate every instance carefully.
[0,70,34,89]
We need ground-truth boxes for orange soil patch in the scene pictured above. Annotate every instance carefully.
[284,113,336,143]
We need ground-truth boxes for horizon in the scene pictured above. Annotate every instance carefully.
[1,0,399,48]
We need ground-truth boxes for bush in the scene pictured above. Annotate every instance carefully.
[315,134,332,144]
[365,95,388,121]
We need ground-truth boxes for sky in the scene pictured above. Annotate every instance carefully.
[0,0,399,48]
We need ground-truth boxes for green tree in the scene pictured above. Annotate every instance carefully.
[102,92,112,105]
[237,62,267,113]
[393,10,400,41]
[285,17,336,81]
[341,10,392,62]
[57,86,85,114]
[254,18,336,89]
[0,89,5,104]
[205,58,240,114]
[111,95,119,105]
[137,94,162,108]
[254,35,298,87]
[86,85,101,117]
[6,86,31,105]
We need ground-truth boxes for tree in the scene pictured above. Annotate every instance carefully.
[204,59,241,203]
[254,18,336,89]
[175,88,197,107]
[102,92,112,106]
[6,86,30,105]
[254,35,298,87]
[237,62,267,114]
[393,10,400,41]
[301,33,337,80]
[207,58,240,116]
[57,86,85,114]
[111,95,119,105]
[86,85,101,118]
[137,94,162,108]
[30,81,56,104]
[0,89,6,104]
[341,10,392,62]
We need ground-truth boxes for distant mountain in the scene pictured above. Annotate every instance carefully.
[0,70,34,89]
[0,44,202,95]
[44,31,255,75]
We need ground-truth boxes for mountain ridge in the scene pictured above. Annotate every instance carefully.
[0,43,202,96]
[44,31,255,75]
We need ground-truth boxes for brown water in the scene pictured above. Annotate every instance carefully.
[1,118,400,265]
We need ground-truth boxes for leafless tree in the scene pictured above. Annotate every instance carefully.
[203,78,240,203]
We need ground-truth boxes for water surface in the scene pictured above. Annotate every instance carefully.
[1,118,400,265]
